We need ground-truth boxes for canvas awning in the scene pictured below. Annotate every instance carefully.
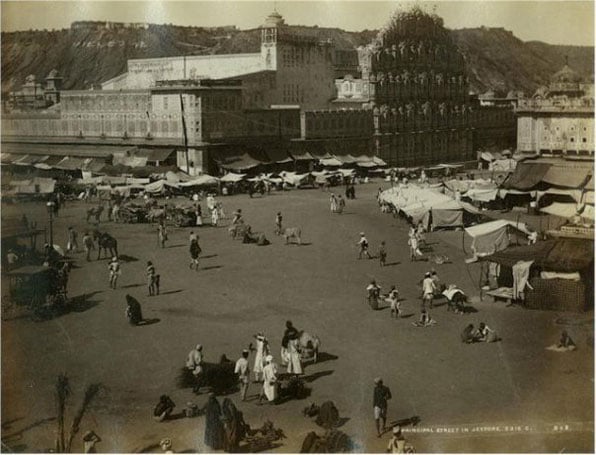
[503,162,551,190]
[319,157,343,167]
[218,153,262,171]
[220,172,246,183]
[541,166,591,188]
[483,240,557,269]
[54,157,86,170]
[540,202,582,219]
[465,219,531,257]
[136,148,175,162]
[544,239,594,272]
[290,151,315,161]
[8,177,56,194]
[113,155,148,168]
[178,175,219,187]
[536,188,583,203]
[144,179,179,193]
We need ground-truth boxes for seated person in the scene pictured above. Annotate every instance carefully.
[461,324,475,343]
[125,294,143,326]
[558,330,576,350]
[153,395,176,422]
[475,322,498,342]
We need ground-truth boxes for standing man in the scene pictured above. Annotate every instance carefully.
[234,350,250,401]
[147,261,156,296]
[421,272,436,309]
[358,233,372,260]
[378,241,387,267]
[373,378,392,437]
[330,193,337,213]
[108,256,121,289]
[275,212,283,235]
[158,221,168,248]
[186,344,204,378]
[337,195,346,214]
[385,286,400,318]
[260,355,278,404]
[83,231,95,262]
[189,238,201,271]
[281,321,298,365]
[67,226,79,253]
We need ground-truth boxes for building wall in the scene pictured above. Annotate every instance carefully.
[272,38,336,110]
[102,53,265,90]
[517,112,595,155]
[301,110,372,140]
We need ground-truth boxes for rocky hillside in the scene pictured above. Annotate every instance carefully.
[1,22,593,96]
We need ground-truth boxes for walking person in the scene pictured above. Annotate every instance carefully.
[158,222,168,248]
[408,232,423,261]
[373,378,392,437]
[286,335,303,376]
[195,204,203,226]
[211,207,219,227]
[330,193,337,213]
[379,241,387,267]
[203,394,225,450]
[189,238,201,270]
[421,272,436,310]
[108,256,121,289]
[358,232,372,259]
[147,261,156,296]
[253,332,269,382]
[385,285,400,318]
[259,355,278,404]
[275,212,283,235]
[107,199,113,222]
[234,350,250,401]
[281,320,299,366]
[337,195,346,214]
[67,226,79,253]
[83,231,95,262]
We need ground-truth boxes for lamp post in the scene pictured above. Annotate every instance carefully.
[46,201,55,247]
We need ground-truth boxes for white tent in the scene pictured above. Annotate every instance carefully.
[220,173,246,183]
[179,175,220,187]
[465,219,531,257]
[144,179,179,194]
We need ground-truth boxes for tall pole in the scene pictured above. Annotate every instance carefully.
[179,94,190,174]
[47,202,54,246]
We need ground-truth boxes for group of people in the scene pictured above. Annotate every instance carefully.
[184,320,305,407]
[329,193,347,214]
[461,322,498,343]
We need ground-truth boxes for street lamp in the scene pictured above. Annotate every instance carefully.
[46,201,55,247]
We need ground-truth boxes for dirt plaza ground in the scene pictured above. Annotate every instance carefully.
[1,182,593,453]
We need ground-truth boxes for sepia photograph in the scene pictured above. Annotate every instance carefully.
[0,0,594,452]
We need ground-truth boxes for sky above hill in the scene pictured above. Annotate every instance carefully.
[1,1,594,46]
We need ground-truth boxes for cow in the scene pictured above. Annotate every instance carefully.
[86,205,104,223]
[283,227,302,245]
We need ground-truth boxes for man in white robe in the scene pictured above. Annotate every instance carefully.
[186,344,203,376]
[286,337,303,375]
[260,355,278,403]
